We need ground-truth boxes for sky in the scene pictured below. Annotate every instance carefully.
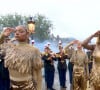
[0,0,100,40]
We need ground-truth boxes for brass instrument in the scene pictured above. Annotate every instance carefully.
[56,52,65,63]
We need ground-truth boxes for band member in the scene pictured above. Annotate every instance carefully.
[0,27,13,90]
[42,46,56,90]
[31,40,35,46]
[47,42,51,48]
[0,49,10,90]
[58,40,62,46]
[86,50,93,74]
[56,45,68,89]
[70,41,89,90]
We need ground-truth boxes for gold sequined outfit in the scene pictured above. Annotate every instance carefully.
[1,42,42,90]
[70,50,88,90]
[90,46,100,90]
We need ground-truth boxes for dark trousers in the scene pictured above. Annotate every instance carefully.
[58,68,67,87]
[44,68,55,89]
[88,62,93,74]
[68,62,73,84]
[0,68,10,90]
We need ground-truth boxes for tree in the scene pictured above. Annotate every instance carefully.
[0,13,28,28]
[0,13,53,41]
[0,13,28,37]
[33,14,53,41]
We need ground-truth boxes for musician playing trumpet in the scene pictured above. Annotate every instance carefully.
[42,46,56,90]
[56,45,68,89]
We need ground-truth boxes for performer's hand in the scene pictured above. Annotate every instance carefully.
[92,30,100,37]
[48,57,52,60]
[2,27,14,37]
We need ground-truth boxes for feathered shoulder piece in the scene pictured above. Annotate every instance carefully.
[5,43,42,74]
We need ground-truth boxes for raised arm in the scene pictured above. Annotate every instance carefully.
[0,27,14,44]
[64,40,78,54]
[82,31,100,51]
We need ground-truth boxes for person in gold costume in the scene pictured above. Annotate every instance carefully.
[64,40,77,90]
[82,30,100,90]
[0,26,42,90]
[70,41,89,90]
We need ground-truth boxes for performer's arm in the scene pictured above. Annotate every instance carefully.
[0,27,14,44]
[82,31,100,50]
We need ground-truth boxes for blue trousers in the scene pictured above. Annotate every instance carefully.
[88,62,93,74]
[68,62,73,84]
[58,68,67,87]
[44,69,55,89]
[0,68,10,90]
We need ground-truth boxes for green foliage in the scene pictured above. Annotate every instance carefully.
[0,14,28,28]
[0,13,53,41]
[33,14,53,41]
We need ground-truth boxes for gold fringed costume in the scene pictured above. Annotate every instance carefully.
[2,42,42,90]
[90,45,100,90]
[70,50,89,90]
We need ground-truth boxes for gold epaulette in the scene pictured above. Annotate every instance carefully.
[65,47,70,53]
[41,52,48,56]
[64,50,68,55]
[55,53,61,58]
[41,52,45,56]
